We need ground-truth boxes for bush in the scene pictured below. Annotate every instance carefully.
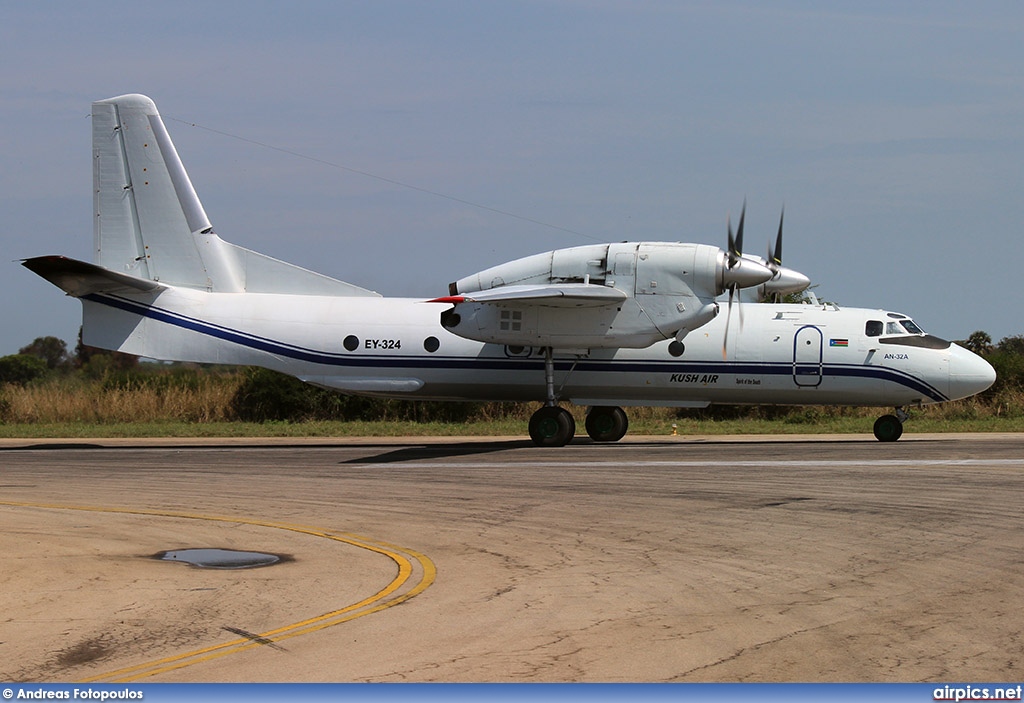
[986,350,1024,395]
[0,354,49,386]
[228,367,484,423]
[230,368,333,421]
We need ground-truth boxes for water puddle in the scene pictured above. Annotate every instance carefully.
[155,548,283,569]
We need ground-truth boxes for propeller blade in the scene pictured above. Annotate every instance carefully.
[734,202,746,263]
[737,283,745,329]
[722,283,738,359]
[727,216,736,268]
[726,201,746,270]
[772,207,784,268]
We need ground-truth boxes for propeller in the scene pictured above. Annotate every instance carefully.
[722,203,747,359]
[720,202,784,358]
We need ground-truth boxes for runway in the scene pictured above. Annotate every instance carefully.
[2,433,1023,682]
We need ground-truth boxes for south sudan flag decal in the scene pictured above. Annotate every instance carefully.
[829,338,849,347]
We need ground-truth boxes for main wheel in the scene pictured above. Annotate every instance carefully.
[529,406,576,447]
[585,406,629,442]
[873,414,904,442]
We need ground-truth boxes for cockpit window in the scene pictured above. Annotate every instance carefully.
[870,318,927,338]
[900,319,924,335]
[879,319,927,336]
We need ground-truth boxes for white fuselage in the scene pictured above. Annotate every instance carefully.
[24,93,998,447]
[81,287,994,409]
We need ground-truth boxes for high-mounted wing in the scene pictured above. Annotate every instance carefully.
[429,241,767,349]
[431,283,628,308]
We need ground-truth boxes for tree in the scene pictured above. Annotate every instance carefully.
[18,336,70,370]
[75,327,138,372]
[997,335,1024,356]
[962,331,993,356]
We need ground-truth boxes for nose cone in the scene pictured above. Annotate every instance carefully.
[948,344,997,400]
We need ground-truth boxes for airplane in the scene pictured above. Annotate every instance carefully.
[22,94,996,446]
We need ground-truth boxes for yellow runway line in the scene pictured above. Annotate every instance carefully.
[0,500,436,682]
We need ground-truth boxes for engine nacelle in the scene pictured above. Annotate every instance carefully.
[439,241,770,349]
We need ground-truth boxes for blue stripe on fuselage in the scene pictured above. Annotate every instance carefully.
[83,292,949,402]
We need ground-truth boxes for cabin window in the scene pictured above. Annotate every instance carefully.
[866,320,883,337]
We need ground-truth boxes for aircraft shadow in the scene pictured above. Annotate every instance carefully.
[340,439,535,464]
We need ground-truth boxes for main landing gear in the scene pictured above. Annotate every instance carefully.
[873,407,909,442]
[527,405,630,446]
[526,347,630,446]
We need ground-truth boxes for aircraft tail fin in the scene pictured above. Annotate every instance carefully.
[92,94,379,297]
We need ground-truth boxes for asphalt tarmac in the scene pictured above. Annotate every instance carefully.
[1,433,1022,682]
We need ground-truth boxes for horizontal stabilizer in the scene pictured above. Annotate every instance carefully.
[430,283,627,308]
[22,256,166,297]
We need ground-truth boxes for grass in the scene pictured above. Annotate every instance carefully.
[2,370,1023,439]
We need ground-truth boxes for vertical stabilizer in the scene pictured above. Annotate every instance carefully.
[92,94,379,297]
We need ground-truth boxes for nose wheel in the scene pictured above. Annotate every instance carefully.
[873,408,908,442]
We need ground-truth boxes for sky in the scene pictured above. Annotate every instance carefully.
[2,1,1022,356]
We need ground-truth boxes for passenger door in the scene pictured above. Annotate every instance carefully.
[793,325,823,387]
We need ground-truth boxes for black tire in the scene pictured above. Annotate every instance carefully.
[529,406,576,447]
[585,406,629,442]
[873,414,904,442]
